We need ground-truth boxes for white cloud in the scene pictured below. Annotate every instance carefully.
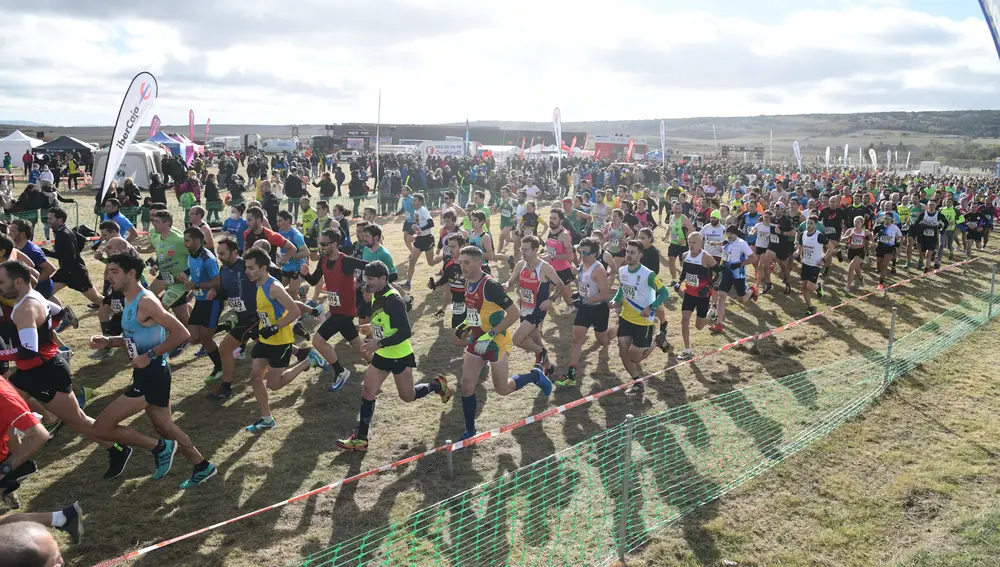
[0,0,998,125]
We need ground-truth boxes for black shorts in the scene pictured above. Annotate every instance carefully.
[403,221,414,234]
[52,268,93,293]
[920,236,937,253]
[9,356,73,404]
[166,290,190,310]
[574,302,609,332]
[668,244,688,258]
[681,293,711,318]
[718,271,747,296]
[414,234,434,252]
[970,230,983,242]
[847,247,866,261]
[189,300,222,328]
[876,244,895,258]
[768,243,792,261]
[251,342,293,369]
[800,264,822,283]
[371,353,417,375]
[318,313,359,342]
[520,308,547,326]
[281,269,300,283]
[556,268,574,285]
[616,319,653,348]
[755,246,769,256]
[123,361,172,407]
[228,314,259,343]
[824,232,840,243]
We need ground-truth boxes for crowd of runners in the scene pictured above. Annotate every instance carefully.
[0,149,996,558]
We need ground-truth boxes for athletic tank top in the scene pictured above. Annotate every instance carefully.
[256,277,294,345]
[468,231,490,265]
[847,228,866,249]
[371,288,413,359]
[546,229,572,271]
[800,231,825,267]
[617,264,656,322]
[918,212,940,238]
[578,261,603,303]
[122,289,167,364]
[604,223,625,253]
[9,290,58,369]
[518,261,549,315]
[321,254,358,317]
[682,250,712,297]
[669,214,686,245]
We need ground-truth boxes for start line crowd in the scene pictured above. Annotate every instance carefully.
[0,151,996,563]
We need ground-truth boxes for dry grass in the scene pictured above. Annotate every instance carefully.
[7,200,998,567]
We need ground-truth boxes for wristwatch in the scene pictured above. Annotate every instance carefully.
[486,330,496,338]
[0,461,12,476]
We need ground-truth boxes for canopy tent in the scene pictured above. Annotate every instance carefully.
[0,130,43,160]
[91,142,167,190]
[168,133,204,155]
[479,145,519,164]
[33,135,97,156]
[148,131,201,164]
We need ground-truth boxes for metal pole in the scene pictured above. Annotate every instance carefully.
[616,414,635,564]
[882,307,897,388]
[989,263,997,320]
[445,439,454,480]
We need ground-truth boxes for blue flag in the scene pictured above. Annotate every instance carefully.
[980,0,1000,62]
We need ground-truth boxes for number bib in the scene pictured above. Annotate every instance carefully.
[803,248,816,261]
[466,310,482,327]
[623,285,637,300]
[372,325,385,340]
[124,337,138,359]
[825,226,836,235]
[685,273,700,287]
[769,234,780,244]
[546,246,557,258]
[326,291,341,307]
[227,297,246,312]
[851,235,864,247]
[257,312,271,326]
[578,282,589,297]
[879,235,894,245]
[923,228,935,237]
[609,238,620,248]
[110,299,124,314]
[161,272,175,285]
[519,288,534,305]
[193,288,206,300]
[451,301,466,315]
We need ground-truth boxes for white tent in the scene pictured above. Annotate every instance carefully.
[0,130,43,161]
[480,145,519,164]
[91,142,167,190]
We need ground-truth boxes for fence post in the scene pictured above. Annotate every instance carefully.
[616,414,635,564]
[882,307,897,388]
[444,439,454,480]
[988,263,997,321]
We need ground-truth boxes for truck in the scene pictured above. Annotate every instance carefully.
[918,161,941,175]
[243,133,262,150]
[208,136,241,152]
[261,137,299,154]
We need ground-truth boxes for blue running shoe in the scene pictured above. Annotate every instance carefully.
[533,366,552,396]
[307,350,329,372]
[193,346,207,357]
[152,439,177,480]
[245,417,276,433]
[179,463,218,489]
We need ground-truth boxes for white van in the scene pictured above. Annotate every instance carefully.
[337,150,360,162]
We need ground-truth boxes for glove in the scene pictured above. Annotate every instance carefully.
[260,325,280,339]
[427,277,437,290]
[473,332,495,355]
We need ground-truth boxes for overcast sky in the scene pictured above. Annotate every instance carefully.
[0,0,998,126]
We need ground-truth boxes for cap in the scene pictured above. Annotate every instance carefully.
[725,225,740,235]
[710,210,722,219]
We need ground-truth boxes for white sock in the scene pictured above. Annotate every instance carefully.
[51,510,67,528]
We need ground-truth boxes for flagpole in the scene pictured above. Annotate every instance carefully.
[376,88,381,182]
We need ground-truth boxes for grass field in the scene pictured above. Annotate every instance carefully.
[5,185,999,566]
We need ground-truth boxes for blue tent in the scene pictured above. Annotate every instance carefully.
[147,131,183,156]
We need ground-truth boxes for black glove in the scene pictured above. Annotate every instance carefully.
[260,325,280,339]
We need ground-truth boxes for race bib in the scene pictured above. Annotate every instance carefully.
[501,209,511,218]
[923,228,935,237]
[579,282,589,297]
[451,302,466,315]
[326,291,341,307]
[124,337,138,360]
[466,310,482,327]
[519,288,534,305]
[623,285,637,300]
[769,234,780,244]
[546,246,557,258]
[372,325,385,340]
[110,299,124,314]
[803,248,816,261]
[851,236,864,247]
[257,312,271,326]
[825,226,835,235]
[685,273,700,287]
[161,272,175,285]
[879,235,894,244]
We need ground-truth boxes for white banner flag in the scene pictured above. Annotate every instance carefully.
[886,149,892,168]
[793,140,802,170]
[552,106,562,170]
[102,72,157,203]
[844,144,849,166]
[869,148,878,168]
[825,146,831,169]
[906,151,911,169]
[659,119,666,164]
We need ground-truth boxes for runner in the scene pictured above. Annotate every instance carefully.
[275,210,309,293]
[938,197,959,262]
[842,216,871,293]
[556,237,612,387]
[912,200,947,272]
[797,216,832,316]
[402,193,436,291]
[874,213,904,287]
[299,228,368,391]
[90,237,131,360]
[243,206,298,264]
[91,252,216,489]
[710,226,758,333]
[820,195,847,270]
[603,209,634,270]
[543,209,576,310]
[663,201,695,288]
[506,235,564,375]
[336,261,451,451]
[637,227,670,351]
[467,211,495,274]
[8,220,55,301]
[361,224,413,310]
[612,240,670,393]
[760,202,795,295]
[677,233,717,362]
[453,246,551,440]
[496,185,516,255]
[177,227,224,382]
[148,211,192,336]
[47,207,102,313]
[187,206,216,252]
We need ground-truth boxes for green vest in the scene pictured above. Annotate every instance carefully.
[372,288,413,359]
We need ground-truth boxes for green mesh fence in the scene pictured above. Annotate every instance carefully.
[289,287,1000,567]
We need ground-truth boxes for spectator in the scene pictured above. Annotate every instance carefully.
[348,169,367,218]
[204,173,222,224]
[260,180,281,228]
[148,172,168,205]
[20,150,32,176]
[282,167,304,221]
[312,171,336,199]
[38,165,53,186]
[334,165,346,196]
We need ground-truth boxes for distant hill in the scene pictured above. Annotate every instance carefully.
[0,120,45,127]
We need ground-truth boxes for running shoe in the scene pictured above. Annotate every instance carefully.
[89,347,113,360]
[55,306,79,333]
[761,282,772,295]
[805,306,817,316]
[676,349,694,361]
[335,433,369,451]
[532,365,553,396]
[460,430,476,441]
[555,369,576,388]
[857,274,865,286]
[707,307,717,322]
[843,286,853,296]
[625,381,645,396]
[816,282,824,299]
[58,502,84,544]
[2,492,19,510]
[152,439,177,480]
[328,369,350,393]
[433,374,452,403]
[405,296,414,313]
[507,255,515,270]
[76,387,95,410]
[654,330,669,353]
[44,420,63,436]
[179,463,218,489]
[709,323,724,334]
[295,346,313,362]
[901,261,909,269]
[308,350,329,372]
[233,346,245,360]
[750,285,759,302]
[193,346,208,357]
[783,282,792,295]
[204,369,223,384]
[672,281,681,293]
[245,417,276,433]
[207,384,233,400]
[298,284,309,299]
[293,322,310,340]
[168,342,188,359]
[87,303,100,310]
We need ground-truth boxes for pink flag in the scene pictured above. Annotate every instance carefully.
[188,110,195,141]
[148,115,161,138]
[205,118,211,143]
[520,136,526,159]
[625,138,635,162]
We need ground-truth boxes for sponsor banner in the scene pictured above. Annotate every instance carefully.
[148,115,160,138]
[205,118,211,142]
[659,119,666,163]
[844,144,849,166]
[869,148,878,168]
[825,146,830,168]
[188,109,194,141]
[793,140,802,170]
[593,135,648,145]
[345,137,365,149]
[980,0,1000,62]
[419,141,466,157]
[102,72,157,203]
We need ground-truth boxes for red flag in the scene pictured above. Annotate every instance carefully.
[520,136,526,159]
[529,136,536,157]
[569,136,577,155]
[626,138,635,162]
[583,133,589,158]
